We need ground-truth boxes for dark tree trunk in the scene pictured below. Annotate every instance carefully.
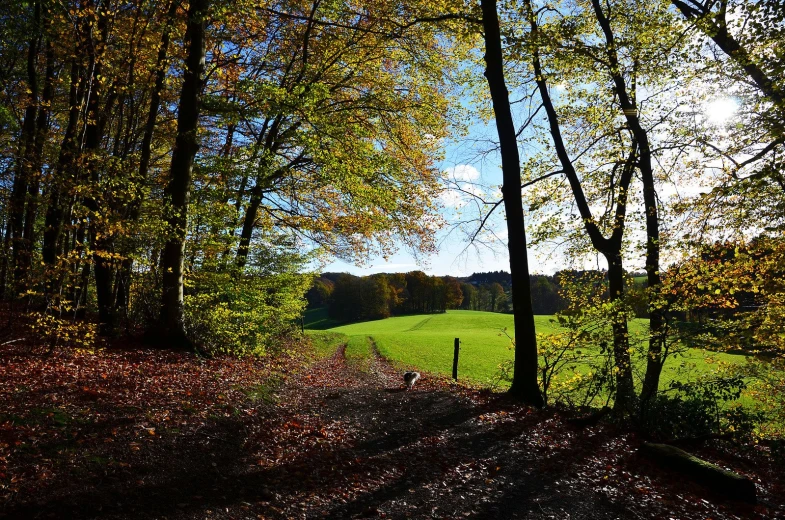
[160,0,208,345]
[235,183,263,270]
[235,116,284,270]
[9,0,42,295]
[589,0,666,411]
[43,60,81,269]
[606,253,636,413]
[22,38,55,284]
[641,443,757,503]
[114,257,133,314]
[481,0,543,408]
[207,118,236,246]
[73,219,89,315]
[115,0,178,317]
[630,145,664,410]
[526,0,636,414]
[638,138,665,410]
[138,0,178,185]
[0,226,10,298]
[80,5,118,335]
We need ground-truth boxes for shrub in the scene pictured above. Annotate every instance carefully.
[641,377,764,440]
[183,269,311,356]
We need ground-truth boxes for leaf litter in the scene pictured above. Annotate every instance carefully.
[0,327,782,519]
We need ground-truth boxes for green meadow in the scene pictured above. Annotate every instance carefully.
[315,310,748,391]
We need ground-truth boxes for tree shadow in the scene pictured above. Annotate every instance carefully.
[3,384,765,520]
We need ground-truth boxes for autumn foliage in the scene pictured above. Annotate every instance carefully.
[0,0,461,351]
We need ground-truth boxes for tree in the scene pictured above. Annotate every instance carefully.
[7,0,45,297]
[306,277,334,308]
[520,0,639,413]
[160,0,209,345]
[0,0,468,358]
[445,278,464,309]
[586,0,668,413]
[480,0,543,407]
[113,0,180,316]
[668,0,784,237]
[489,282,506,312]
[530,275,563,315]
[671,0,784,118]
[662,237,785,436]
[460,282,478,310]
[227,0,458,271]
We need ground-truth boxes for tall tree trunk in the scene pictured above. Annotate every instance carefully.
[74,219,89,315]
[115,0,178,317]
[42,60,81,269]
[235,183,263,270]
[9,0,42,296]
[525,0,636,414]
[22,38,55,286]
[606,252,636,413]
[81,4,118,335]
[160,0,208,345]
[235,116,284,270]
[639,165,665,409]
[480,0,543,407]
[138,0,178,185]
[0,226,10,298]
[589,0,666,411]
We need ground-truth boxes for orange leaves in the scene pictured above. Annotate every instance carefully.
[283,420,302,430]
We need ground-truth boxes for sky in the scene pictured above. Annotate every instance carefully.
[323,118,519,277]
[322,96,739,279]
[323,114,583,278]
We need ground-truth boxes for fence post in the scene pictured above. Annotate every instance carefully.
[452,337,460,380]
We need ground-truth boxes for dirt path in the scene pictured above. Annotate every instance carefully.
[2,339,778,519]
[242,342,634,519]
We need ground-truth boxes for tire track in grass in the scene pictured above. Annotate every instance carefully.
[404,315,433,331]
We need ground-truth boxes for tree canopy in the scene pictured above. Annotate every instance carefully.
[1,0,784,430]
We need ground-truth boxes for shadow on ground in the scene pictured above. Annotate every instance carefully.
[1,341,777,520]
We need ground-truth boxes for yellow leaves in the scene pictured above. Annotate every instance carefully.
[27,311,98,351]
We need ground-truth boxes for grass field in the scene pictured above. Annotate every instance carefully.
[319,310,748,391]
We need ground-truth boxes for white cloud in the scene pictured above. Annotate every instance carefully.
[440,189,464,208]
[461,183,485,199]
[439,182,487,209]
[443,164,480,182]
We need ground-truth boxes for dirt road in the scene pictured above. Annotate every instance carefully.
[2,340,776,519]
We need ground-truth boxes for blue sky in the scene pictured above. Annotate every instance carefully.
[323,119,554,278]
[321,85,740,278]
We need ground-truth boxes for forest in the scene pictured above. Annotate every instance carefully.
[310,269,633,322]
[1,0,784,518]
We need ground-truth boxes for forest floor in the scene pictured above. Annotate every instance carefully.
[1,326,784,519]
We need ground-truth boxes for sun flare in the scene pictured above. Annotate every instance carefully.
[704,98,738,125]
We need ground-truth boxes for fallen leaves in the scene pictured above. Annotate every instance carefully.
[0,324,782,519]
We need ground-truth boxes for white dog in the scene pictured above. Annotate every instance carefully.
[403,371,421,390]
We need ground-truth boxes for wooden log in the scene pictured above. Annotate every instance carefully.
[640,442,756,503]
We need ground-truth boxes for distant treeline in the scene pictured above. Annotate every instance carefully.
[308,270,647,324]
[309,272,464,323]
